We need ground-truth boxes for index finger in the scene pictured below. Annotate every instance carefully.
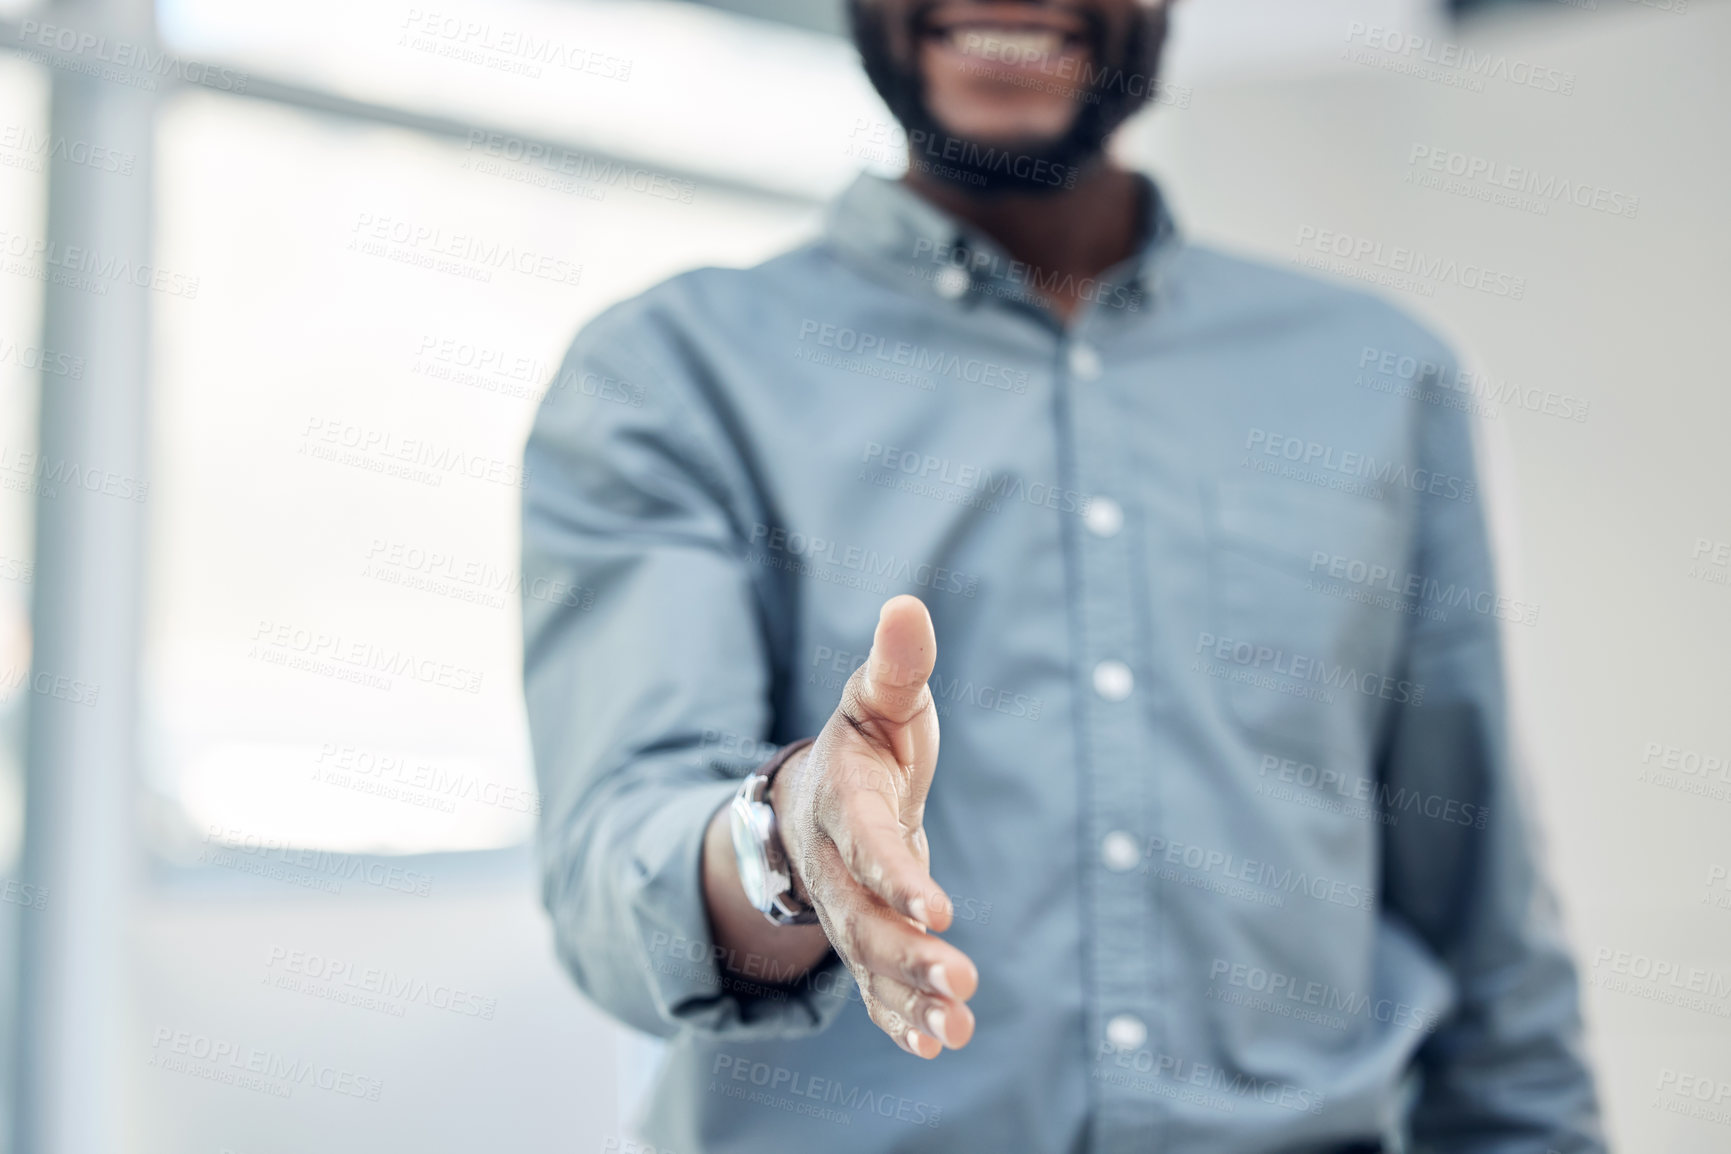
[824,787,952,931]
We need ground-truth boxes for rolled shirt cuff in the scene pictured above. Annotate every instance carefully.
[626,770,855,1040]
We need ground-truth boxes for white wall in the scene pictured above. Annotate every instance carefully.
[1136,4,1731,1150]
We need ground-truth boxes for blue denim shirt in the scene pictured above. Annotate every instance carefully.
[521,173,1604,1154]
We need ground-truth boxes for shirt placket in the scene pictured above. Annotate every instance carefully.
[1055,321,1163,1153]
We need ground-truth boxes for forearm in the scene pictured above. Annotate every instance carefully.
[525,319,862,1040]
[700,749,832,986]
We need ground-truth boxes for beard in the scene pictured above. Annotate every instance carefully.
[848,0,1170,196]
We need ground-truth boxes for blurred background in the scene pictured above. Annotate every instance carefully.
[0,0,1725,1150]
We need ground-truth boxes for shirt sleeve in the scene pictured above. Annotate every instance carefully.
[520,300,852,1041]
[1380,365,1607,1154]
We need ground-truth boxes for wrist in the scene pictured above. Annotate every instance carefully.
[726,737,819,926]
[767,745,809,825]
[701,794,829,984]
[768,744,813,903]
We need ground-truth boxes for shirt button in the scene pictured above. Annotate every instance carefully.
[1068,343,1102,381]
[1084,496,1123,538]
[1101,831,1142,872]
[1092,660,1134,702]
[1106,1014,1147,1051]
[933,265,970,300]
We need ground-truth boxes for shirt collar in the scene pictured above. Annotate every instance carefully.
[822,170,1181,321]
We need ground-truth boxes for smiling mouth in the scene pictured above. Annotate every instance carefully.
[921,5,1091,63]
[945,27,1072,59]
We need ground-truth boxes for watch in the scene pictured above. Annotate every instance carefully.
[729,737,819,926]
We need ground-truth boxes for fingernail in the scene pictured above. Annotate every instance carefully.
[928,963,954,998]
[904,1028,922,1053]
[925,1006,947,1043]
[908,895,928,926]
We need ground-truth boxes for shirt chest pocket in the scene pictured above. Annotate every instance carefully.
[1204,479,1414,759]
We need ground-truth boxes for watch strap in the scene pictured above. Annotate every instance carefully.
[758,736,816,787]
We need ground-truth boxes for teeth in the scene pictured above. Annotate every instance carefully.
[949,27,1065,60]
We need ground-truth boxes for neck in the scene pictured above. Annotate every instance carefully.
[904,159,1145,322]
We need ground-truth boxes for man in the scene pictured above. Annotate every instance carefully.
[521,1,1606,1151]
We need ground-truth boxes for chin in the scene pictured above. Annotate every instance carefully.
[923,103,1081,146]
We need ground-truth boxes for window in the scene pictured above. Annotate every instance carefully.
[144,90,819,855]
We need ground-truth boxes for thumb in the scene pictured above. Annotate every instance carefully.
[857,595,937,725]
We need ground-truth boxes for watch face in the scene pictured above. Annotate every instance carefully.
[730,798,770,909]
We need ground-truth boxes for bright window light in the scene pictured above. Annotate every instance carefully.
[144,91,817,856]
[157,0,897,201]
